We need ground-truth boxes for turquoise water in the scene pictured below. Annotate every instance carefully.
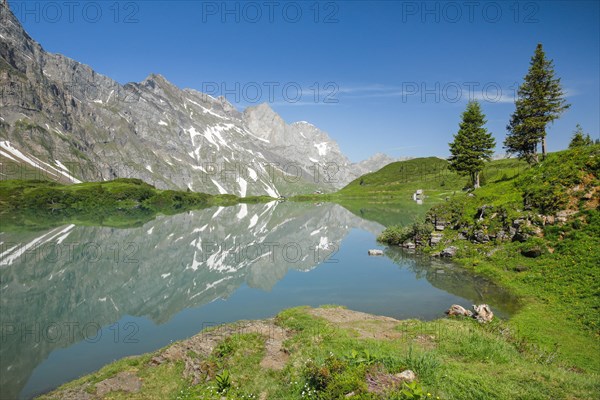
[0,202,516,399]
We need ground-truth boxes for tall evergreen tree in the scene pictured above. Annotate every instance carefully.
[568,124,594,148]
[505,43,570,163]
[448,101,496,188]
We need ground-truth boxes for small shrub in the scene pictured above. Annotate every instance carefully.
[344,349,376,366]
[214,336,236,358]
[397,381,428,399]
[377,225,411,245]
[215,370,231,394]
[303,360,332,392]
[301,354,352,397]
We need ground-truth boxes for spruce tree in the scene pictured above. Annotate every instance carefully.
[448,101,496,188]
[568,124,594,148]
[505,43,570,163]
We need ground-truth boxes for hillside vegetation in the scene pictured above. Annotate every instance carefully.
[379,145,600,372]
[0,178,272,230]
[335,157,526,200]
[290,156,528,227]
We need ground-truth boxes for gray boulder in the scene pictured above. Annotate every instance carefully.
[441,246,458,258]
[430,233,444,246]
[472,230,490,244]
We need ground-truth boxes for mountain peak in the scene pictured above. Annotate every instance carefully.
[140,73,183,94]
[145,73,166,81]
[243,102,282,123]
[142,73,169,86]
[368,152,394,160]
[253,102,276,114]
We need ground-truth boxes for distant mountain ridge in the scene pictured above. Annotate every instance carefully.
[0,2,394,196]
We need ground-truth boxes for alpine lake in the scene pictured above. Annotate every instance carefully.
[0,200,519,399]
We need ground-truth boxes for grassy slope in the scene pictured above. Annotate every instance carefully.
[380,145,600,373]
[39,306,599,400]
[0,178,272,230]
[291,156,528,227]
[337,157,526,200]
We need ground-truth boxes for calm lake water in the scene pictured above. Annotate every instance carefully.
[0,202,518,399]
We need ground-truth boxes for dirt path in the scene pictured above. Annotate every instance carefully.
[308,307,403,340]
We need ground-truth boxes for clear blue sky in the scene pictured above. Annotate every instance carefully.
[10,0,600,162]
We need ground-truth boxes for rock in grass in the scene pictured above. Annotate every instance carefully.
[445,304,473,317]
[441,246,458,257]
[472,230,490,243]
[473,304,494,323]
[368,249,384,256]
[430,233,444,245]
[495,230,509,242]
[521,247,542,258]
[366,368,416,394]
[446,304,494,323]
[394,369,416,382]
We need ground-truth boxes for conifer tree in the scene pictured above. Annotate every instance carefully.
[568,124,594,148]
[449,101,496,188]
[505,44,570,163]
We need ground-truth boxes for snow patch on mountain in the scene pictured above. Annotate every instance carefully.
[248,214,259,229]
[247,167,258,181]
[237,176,247,197]
[0,141,81,183]
[314,142,328,156]
[236,204,248,220]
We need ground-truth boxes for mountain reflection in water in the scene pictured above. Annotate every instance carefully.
[0,202,517,399]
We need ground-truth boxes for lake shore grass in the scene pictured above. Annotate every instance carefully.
[38,305,599,400]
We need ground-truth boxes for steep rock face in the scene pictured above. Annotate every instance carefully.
[0,2,393,195]
[243,104,355,187]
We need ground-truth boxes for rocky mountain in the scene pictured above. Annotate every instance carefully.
[354,152,398,176]
[0,2,393,196]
